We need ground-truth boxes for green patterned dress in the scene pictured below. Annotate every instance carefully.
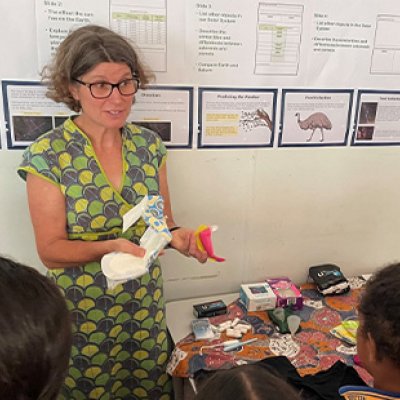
[18,119,172,400]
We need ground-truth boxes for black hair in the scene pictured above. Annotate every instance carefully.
[0,256,72,399]
[195,364,300,400]
[358,262,400,368]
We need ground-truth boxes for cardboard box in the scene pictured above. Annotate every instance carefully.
[240,282,277,312]
[266,277,303,310]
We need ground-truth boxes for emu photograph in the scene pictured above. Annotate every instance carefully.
[279,90,353,147]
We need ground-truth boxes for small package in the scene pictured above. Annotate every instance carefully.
[240,282,277,312]
[192,318,215,340]
[193,299,227,318]
[266,277,303,310]
[308,264,349,295]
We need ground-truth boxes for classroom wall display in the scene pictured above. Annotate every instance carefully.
[34,0,173,80]
[279,89,353,147]
[35,0,110,68]
[1,81,75,150]
[352,90,400,146]
[370,15,400,75]
[129,86,193,148]
[110,0,168,73]
[198,88,277,148]
[31,0,400,89]
[1,0,398,149]
[2,81,192,149]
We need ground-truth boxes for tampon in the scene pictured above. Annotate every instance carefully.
[224,337,258,352]
[226,328,242,338]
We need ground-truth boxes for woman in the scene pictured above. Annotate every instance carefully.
[18,25,206,400]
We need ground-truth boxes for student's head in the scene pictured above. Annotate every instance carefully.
[0,256,72,400]
[194,364,300,400]
[357,263,400,376]
[42,24,152,112]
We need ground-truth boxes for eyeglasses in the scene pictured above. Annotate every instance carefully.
[73,76,140,99]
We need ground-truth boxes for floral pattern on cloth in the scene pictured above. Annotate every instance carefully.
[167,279,372,386]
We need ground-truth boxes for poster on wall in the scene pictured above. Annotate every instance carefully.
[279,89,353,147]
[1,81,75,149]
[110,0,167,72]
[254,3,304,76]
[352,90,400,146]
[129,86,193,148]
[184,0,400,89]
[371,14,400,75]
[31,0,400,89]
[35,0,109,69]
[198,87,277,148]
[36,0,169,76]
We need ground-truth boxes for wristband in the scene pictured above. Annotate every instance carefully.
[166,226,181,249]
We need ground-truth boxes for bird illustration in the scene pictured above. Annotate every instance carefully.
[295,112,332,142]
[255,108,273,131]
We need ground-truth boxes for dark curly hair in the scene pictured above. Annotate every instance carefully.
[41,25,153,112]
[195,364,300,400]
[0,256,72,399]
[358,262,400,368]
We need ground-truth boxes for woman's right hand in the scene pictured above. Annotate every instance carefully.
[112,238,146,258]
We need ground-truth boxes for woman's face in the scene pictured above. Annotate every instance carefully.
[70,62,135,132]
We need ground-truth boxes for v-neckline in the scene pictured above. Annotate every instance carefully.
[67,120,130,206]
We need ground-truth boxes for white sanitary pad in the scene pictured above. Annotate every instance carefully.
[101,195,171,289]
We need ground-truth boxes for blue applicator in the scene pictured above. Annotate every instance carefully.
[224,337,258,352]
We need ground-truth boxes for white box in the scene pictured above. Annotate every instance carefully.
[240,282,277,311]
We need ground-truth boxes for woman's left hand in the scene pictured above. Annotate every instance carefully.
[169,227,208,263]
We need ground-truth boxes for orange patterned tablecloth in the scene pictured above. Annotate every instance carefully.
[167,277,372,385]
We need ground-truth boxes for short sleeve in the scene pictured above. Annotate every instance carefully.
[156,135,167,168]
[17,136,61,186]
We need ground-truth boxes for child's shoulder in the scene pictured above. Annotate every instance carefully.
[340,386,400,400]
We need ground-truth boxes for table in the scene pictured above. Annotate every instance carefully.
[166,278,372,400]
[166,293,239,344]
[166,293,238,399]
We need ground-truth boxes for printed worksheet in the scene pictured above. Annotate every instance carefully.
[2,81,74,149]
[110,0,167,72]
[371,14,400,75]
[35,0,109,68]
[198,88,277,147]
[353,90,400,145]
[254,3,304,75]
[129,86,193,147]
[280,89,353,146]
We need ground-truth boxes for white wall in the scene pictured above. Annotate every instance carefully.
[2,146,400,300]
[161,147,400,299]
[0,151,44,272]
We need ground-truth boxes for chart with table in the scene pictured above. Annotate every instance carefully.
[110,0,167,72]
[254,3,303,75]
